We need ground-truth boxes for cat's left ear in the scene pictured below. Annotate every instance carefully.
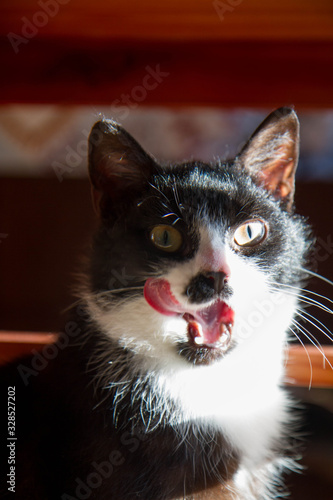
[88,119,158,216]
[236,107,300,210]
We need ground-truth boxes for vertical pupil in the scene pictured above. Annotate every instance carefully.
[163,230,169,246]
[247,225,252,239]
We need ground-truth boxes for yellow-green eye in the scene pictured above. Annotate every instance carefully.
[234,220,267,247]
[150,225,183,253]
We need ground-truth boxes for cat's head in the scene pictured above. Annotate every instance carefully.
[85,108,309,371]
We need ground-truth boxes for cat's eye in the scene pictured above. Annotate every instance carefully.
[233,220,267,247]
[150,225,183,253]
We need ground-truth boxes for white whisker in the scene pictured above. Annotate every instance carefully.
[292,319,333,371]
[172,218,181,226]
[162,212,179,219]
[288,326,313,389]
[268,285,333,314]
[296,295,332,314]
[298,267,333,287]
[148,182,171,203]
[107,286,144,294]
[268,281,333,307]
[296,308,333,344]
[292,318,322,351]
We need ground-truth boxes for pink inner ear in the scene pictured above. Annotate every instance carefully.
[260,157,295,198]
[256,135,296,202]
[239,110,299,208]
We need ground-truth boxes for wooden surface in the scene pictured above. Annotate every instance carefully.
[285,345,333,388]
[0,332,58,366]
[1,0,333,107]
[1,331,332,388]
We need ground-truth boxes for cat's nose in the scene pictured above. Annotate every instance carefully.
[205,271,228,294]
[185,271,230,304]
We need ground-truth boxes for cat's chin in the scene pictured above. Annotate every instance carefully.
[176,335,235,366]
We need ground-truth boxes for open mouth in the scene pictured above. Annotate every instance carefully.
[144,278,234,353]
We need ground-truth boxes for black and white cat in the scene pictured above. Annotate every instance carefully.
[1,108,312,499]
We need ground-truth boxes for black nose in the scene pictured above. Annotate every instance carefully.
[205,272,228,294]
[185,271,229,304]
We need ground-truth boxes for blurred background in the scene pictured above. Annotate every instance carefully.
[0,1,333,498]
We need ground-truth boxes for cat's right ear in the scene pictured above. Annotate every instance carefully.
[88,120,158,216]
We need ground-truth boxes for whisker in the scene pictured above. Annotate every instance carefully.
[162,212,179,219]
[292,318,323,351]
[268,281,333,306]
[298,267,333,287]
[268,285,333,314]
[288,326,313,389]
[96,286,144,295]
[296,308,333,344]
[61,297,86,314]
[292,319,333,371]
[173,182,184,214]
[295,295,332,314]
[235,200,253,218]
[137,195,161,207]
[148,182,170,203]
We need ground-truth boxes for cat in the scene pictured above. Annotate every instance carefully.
[0,107,312,500]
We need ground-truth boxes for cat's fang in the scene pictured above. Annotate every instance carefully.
[187,320,204,345]
[219,323,232,349]
[194,336,205,346]
[187,318,232,349]
[144,277,234,348]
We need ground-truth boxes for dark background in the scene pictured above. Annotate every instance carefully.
[1,1,333,498]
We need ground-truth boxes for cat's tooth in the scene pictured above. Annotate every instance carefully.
[219,323,232,348]
[194,336,204,345]
[219,323,226,335]
[187,320,204,345]
[194,323,204,344]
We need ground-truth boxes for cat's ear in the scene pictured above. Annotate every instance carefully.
[236,107,300,210]
[88,120,157,215]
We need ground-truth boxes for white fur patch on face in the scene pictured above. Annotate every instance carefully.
[164,225,230,305]
[86,222,297,462]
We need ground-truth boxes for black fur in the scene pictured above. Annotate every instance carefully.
[0,326,239,500]
[0,108,312,499]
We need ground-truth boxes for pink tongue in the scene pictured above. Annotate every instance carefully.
[144,278,234,345]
